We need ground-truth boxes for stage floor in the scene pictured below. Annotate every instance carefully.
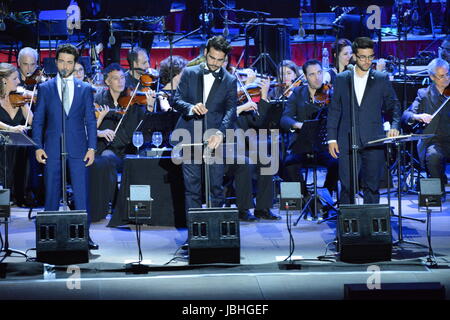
[1,183,449,300]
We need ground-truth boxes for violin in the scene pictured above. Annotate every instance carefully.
[313,83,333,106]
[279,75,305,98]
[94,103,126,119]
[24,67,46,86]
[117,88,155,108]
[9,92,36,108]
[237,83,262,103]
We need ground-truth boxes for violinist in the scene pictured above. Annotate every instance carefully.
[89,63,150,223]
[227,76,281,221]
[17,47,40,90]
[271,60,302,99]
[125,47,151,89]
[402,58,450,202]
[0,63,33,206]
[155,55,188,112]
[280,59,338,204]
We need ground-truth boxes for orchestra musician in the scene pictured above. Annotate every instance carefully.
[173,36,237,247]
[0,63,33,206]
[439,36,450,64]
[91,63,152,224]
[17,47,40,90]
[402,58,450,202]
[327,37,401,204]
[125,47,152,89]
[226,76,281,221]
[280,59,339,203]
[272,60,303,99]
[328,38,353,84]
[32,44,98,249]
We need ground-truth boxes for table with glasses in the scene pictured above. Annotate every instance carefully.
[107,154,186,228]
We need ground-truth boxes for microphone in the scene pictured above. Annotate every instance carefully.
[223,10,229,38]
[298,11,305,38]
[108,20,115,46]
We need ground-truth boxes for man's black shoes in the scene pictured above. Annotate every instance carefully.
[239,209,259,222]
[254,209,281,220]
[88,237,99,250]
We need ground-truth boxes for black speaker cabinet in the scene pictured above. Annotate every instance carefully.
[187,207,240,264]
[338,204,392,263]
[419,178,442,208]
[36,210,89,265]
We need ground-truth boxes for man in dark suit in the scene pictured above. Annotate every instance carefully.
[173,36,236,215]
[32,44,98,249]
[281,59,339,198]
[402,58,449,202]
[327,37,401,204]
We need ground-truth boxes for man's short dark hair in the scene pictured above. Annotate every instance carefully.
[56,43,79,62]
[103,63,124,79]
[302,59,322,75]
[206,35,232,55]
[127,47,148,68]
[352,37,374,54]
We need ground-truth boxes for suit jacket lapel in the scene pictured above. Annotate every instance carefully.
[69,79,81,116]
[360,69,374,108]
[197,65,204,103]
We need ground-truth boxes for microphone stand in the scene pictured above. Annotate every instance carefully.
[60,76,69,211]
[348,67,359,205]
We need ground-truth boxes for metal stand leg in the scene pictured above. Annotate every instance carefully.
[391,142,426,248]
[0,218,28,263]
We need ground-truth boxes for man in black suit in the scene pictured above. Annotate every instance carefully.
[327,37,401,204]
[173,36,237,215]
[280,59,339,198]
[402,58,449,202]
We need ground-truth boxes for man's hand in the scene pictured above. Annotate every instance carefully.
[387,128,400,138]
[97,129,115,142]
[328,141,340,159]
[413,113,433,124]
[84,149,95,167]
[207,134,223,150]
[36,148,48,164]
[191,103,208,115]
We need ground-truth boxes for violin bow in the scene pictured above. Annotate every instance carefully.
[113,83,140,135]
[24,85,37,128]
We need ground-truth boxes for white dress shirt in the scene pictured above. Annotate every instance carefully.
[328,68,370,144]
[353,68,369,106]
[203,71,216,104]
[56,73,75,108]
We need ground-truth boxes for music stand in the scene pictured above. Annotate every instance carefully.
[367,134,431,248]
[290,120,336,225]
[0,130,36,262]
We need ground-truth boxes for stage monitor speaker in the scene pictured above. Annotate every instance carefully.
[344,282,445,300]
[338,204,392,263]
[127,185,153,224]
[0,189,10,218]
[36,210,89,265]
[419,178,442,208]
[280,182,302,209]
[188,207,240,265]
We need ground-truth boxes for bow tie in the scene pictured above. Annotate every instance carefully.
[204,68,221,78]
